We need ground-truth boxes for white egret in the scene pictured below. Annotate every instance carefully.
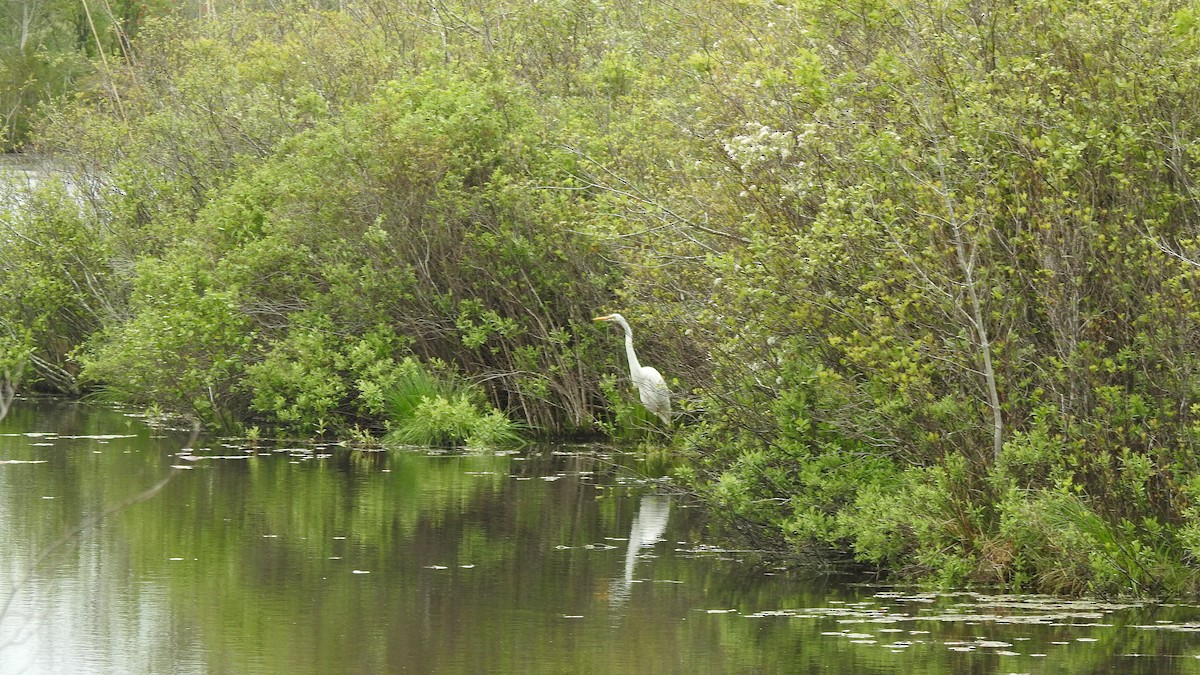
[593,313,671,425]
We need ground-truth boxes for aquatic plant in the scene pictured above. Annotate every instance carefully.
[383,361,524,449]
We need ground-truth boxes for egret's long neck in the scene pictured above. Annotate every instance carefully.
[617,317,641,375]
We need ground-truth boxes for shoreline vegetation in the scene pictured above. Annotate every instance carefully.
[7,0,1200,597]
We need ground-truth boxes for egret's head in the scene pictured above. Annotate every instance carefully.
[592,313,623,323]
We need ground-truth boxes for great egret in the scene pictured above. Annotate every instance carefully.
[593,313,671,425]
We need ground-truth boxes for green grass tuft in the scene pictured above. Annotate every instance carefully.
[383,362,524,448]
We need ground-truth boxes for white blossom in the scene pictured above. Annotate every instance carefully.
[723,122,795,171]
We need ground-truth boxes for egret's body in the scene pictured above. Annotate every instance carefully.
[593,313,671,425]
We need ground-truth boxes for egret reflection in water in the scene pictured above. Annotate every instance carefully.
[609,494,671,611]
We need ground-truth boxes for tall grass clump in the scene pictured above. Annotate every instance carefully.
[384,361,524,449]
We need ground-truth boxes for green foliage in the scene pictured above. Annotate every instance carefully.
[0,3,80,150]
[382,359,462,426]
[996,488,1200,597]
[243,320,410,434]
[0,48,89,151]
[12,0,1200,594]
[75,250,253,425]
[639,0,1200,595]
[383,360,525,448]
[16,7,621,435]
[0,177,114,392]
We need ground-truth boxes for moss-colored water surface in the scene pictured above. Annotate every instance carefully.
[2,399,1200,674]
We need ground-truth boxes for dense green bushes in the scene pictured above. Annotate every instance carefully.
[0,179,112,394]
[658,0,1200,595]
[15,16,623,436]
[11,0,1200,594]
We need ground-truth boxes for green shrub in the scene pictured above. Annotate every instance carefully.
[25,7,617,436]
[0,179,114,393]
[76,250,252,425]
[997,486,1199,596]
[244,318,348,434]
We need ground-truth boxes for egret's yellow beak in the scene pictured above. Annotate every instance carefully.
[592,315,613,322]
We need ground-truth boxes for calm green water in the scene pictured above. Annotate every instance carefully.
[3,399,1200,674]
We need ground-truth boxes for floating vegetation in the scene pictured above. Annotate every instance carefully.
[742,592,1147,628]
[176,452,254,462]
[59,434,136,440]
[710,589,1200,664]
[1129,623,1200,632]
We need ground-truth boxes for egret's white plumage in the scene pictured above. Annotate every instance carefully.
[593,313,671,425]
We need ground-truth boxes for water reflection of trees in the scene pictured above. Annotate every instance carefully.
[3,404,1192,672]
[0,399,196,668]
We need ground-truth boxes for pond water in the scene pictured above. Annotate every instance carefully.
[0,155,43,210]
[2,399,1200,674]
